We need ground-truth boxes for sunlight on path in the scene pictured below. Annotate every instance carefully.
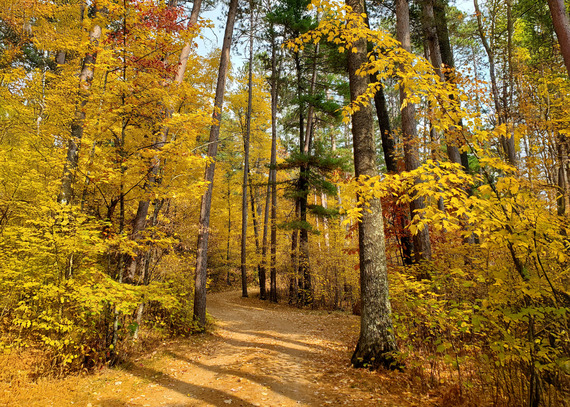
[2,291,427,406]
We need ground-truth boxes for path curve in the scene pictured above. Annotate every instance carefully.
[3,291,427,406]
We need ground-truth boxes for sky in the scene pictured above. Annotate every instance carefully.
[195,0,478,64]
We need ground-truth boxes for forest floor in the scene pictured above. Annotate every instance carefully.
[1,290,443,406]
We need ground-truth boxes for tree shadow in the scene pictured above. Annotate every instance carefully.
[174,353,315,404]
[118,363,259,407]
[167,334,329,405]
[221,325,335,353]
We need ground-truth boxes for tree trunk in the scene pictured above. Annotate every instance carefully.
[292,47,313,305]
[370,71,414,265]
[434,0,471,171]
[504,0,517,166]
[130,0,203,278]
[175,0,203,83]
[347,0,399,370]
[362,2,414,265]
[372,77,398,173]
[269,24,280,304]
[289,200,300,305]
[321,192,330,247]
[422,0,464,166]
[473,0,516,166]
[193,0,238,329]
[557,133,570,216]
[240,1,254,299]
[259,183,269,296]
[397,0,432,266]
[60,17,102,205]
[548,0,570,216]
[260,169,270,300]
[548,0,570,77]
[248,168,261,280]
[226,176,232,285]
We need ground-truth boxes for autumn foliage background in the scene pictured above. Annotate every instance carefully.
[0,0,569,405]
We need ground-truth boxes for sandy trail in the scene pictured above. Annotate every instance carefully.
[3,291,428,406]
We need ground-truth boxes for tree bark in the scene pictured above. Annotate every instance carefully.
[193,0,238,328]
[361,1,414,266]
[370,68,414,266]
[372,78,398,173]
[397,0,432,265]
[248,168,261,275]
[129,0,203,278]
[421,0,464,166]
[298,43,319,306]
[226,175,232,285]
[473,0,516,166]
[60,15,102,205]
[346,0,399,370]
[289,201,300,305]
[557,134,570,216]
[504,0,517,166]
[175,0,203,84]
[260,169,270,300]
[548,0,570,216]
[240,0,254,299]
[548,0,570,77]
[269,22,280,304]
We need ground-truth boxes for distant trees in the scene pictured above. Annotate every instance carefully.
[2,2,570,403]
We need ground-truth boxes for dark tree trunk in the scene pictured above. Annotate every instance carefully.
[504,0,517,166]
[248,169,261,281]
[240,1,255,299]
[347,0,399,370]
[226,176,232,285]
[421,0,464,166]
[298,179,312,305]
[193,0,238,329]
[370,72,414,266]
[260,173,270,300]
[397,0,432,266]
[372,78,398,173]
[362,2,413,265]
[292,48,313,305]
[289,200,300,305]
[269,26,279,304]
[298,43,318,306]
[432,0,473,170]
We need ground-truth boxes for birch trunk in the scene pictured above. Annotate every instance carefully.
[60,15,102,205]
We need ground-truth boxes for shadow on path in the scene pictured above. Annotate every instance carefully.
[169,351,316,405]
[120,362,258,407]
[221,325,334,353]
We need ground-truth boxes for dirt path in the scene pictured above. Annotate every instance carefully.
[2,291,434,406]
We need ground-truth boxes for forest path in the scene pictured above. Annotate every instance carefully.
[3,290,431,406]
